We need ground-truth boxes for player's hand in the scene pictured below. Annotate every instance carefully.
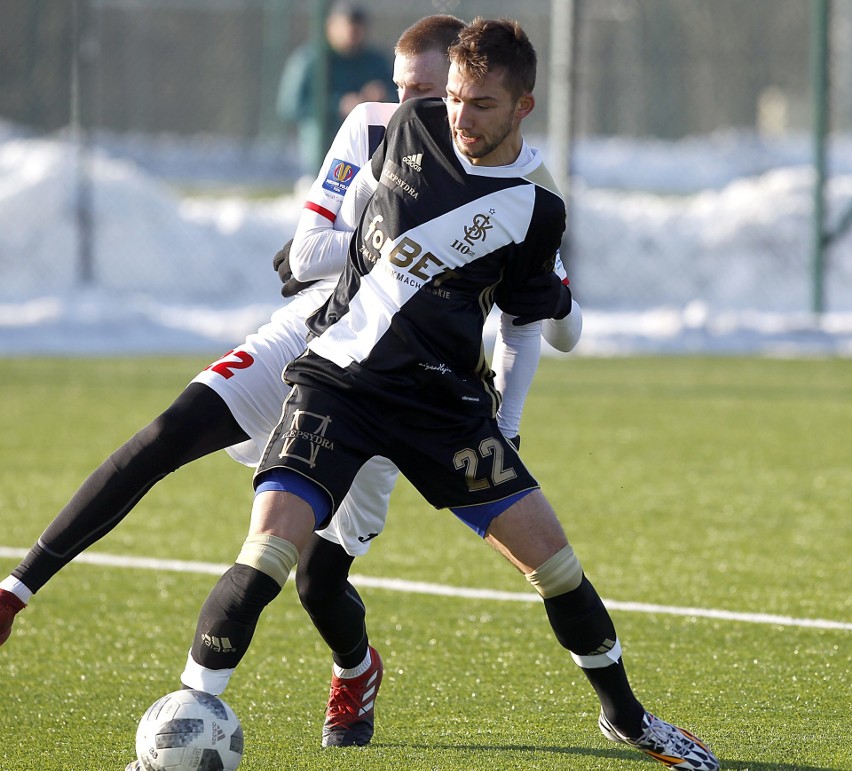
[273,239,318,298]
[501,272,573,326]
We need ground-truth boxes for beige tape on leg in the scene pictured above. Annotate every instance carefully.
[235,534,299,588]
[525,544,583,598]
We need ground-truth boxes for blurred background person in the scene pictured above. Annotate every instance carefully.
[277,1,395,179]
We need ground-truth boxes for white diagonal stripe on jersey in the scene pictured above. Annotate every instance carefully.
[310,269,398,369]
[388,184,537,272]
[309,185,537,368]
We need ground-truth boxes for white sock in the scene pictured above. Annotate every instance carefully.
[333,648,371,679]
[0,577,33,605]
[180,650,234,695]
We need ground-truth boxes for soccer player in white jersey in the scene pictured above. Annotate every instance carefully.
[177,18,719,771]
[0,14,581,752]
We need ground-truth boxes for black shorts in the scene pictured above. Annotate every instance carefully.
[256,383,539,518]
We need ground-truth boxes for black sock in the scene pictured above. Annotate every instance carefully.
[583,659,644,736]
[296,534,368,669]
[543,576,645,736]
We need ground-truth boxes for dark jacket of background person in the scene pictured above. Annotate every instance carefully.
[277,3,394,176]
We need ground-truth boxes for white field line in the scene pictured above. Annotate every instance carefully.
[1,547,850,632]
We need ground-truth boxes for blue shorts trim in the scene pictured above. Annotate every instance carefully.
[450,488,536,538]
[255,469,332,529]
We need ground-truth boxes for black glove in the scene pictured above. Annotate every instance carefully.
[508,434,521,450]
[499,272,573,326]
[273,239,319,298]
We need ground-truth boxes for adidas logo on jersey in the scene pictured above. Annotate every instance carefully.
[402,153,423,171]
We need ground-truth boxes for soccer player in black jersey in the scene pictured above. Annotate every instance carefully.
[179,18,719,771]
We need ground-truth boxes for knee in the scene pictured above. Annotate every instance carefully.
[525,544,584,598]
[236,534,298,588]
[295,558,333,611]
[295,538,353,612]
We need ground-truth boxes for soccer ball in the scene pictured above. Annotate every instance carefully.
[134,689,244,771]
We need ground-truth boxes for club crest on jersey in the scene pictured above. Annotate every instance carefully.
[464,211,494,244]
[451,209,495,256]
[322,158,360,195]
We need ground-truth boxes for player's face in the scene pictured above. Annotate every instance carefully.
[393,50,450,102]
[445,64,534,167]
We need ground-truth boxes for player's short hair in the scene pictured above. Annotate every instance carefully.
[394,14,465,58]
[448,17,537,99]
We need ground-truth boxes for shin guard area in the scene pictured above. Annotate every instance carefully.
[235,534,299,587]
[295,537,367,668]
[542,575,618,657]
[191,563,282,673]
[525,544,583,598]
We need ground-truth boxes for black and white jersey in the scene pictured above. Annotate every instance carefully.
[286,97,565,418]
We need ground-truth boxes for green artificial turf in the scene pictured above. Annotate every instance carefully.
[1,356,849,770]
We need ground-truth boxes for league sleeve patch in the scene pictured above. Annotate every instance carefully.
[322,158,360,195]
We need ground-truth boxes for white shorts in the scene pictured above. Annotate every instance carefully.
[192,292,398,556]
[192,305,308,468]
[314,455,399,557]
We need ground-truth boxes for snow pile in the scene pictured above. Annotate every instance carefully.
[1,128,851,356]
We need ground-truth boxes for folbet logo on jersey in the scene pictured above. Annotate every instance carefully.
[322,158,360,195]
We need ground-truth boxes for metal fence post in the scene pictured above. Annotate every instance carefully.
[548,0,578,271]
[71,0,94,287]
[810,0,830,315]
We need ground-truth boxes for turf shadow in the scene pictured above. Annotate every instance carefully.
[378,742,841,770]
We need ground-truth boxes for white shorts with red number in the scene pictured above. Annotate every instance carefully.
[191,285,398,556]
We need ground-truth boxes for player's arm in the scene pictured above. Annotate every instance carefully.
[495,195,573,326]
[287,162,378,286]
[496,268,573,327]
[287,104,374,283]
[540,253,582,352]
[542,300,583,352]
[335,165,378,232]
[494,303,581,441]
[288,217,354,283]
[494,255,581,439]
[493,315,542,441]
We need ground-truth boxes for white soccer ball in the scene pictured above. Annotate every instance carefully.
[134,689,244,771]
